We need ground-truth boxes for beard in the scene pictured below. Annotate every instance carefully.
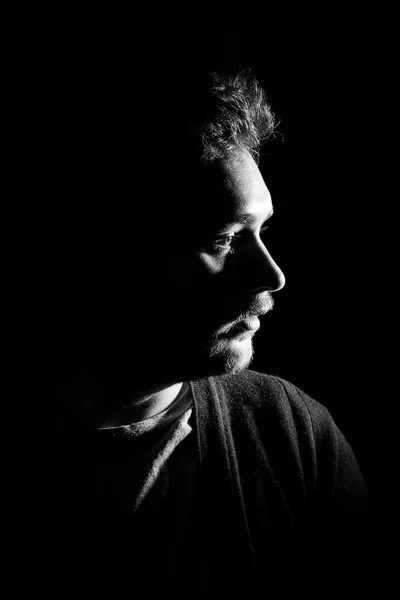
[131,321,257,384]
[67,291,273,387]
[204,328,256,375]
[185,292,274,377]
[163,320,258,382]
[136,291,274,381]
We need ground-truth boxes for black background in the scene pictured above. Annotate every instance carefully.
[180,8,395,570]
[172,11,386,493]
[162,8,394,532]
[28,5,393,556]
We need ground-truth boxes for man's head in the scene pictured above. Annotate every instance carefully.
[48,70,285,387]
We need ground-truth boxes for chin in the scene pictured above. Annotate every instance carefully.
[206,333,255,376]
[148,329,256,381]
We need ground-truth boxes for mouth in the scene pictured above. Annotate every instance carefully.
[203,294,274,340]
[220,315,260,338]
[238,315,260,329]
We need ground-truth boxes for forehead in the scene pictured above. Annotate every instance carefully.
[220,151,271,211]
[180,150,272,231]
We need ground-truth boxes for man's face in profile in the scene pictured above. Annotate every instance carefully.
[66,149,285,386]
[102,149,285,383]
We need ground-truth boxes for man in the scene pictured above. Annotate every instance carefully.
[42,70,369,595]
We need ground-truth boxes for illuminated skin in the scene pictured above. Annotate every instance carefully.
[54,150,285,427]
[149,149,285,374]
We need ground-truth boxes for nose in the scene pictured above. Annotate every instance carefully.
[245,239,286,293]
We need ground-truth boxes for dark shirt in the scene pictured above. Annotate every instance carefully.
[37,370,370,597]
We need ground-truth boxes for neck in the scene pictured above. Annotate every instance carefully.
[99,381,184,428]
[48,364,184,431]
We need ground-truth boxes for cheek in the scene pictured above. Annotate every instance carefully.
[159,251,224,300]
[197,251,227,275]
[157,254,238,334]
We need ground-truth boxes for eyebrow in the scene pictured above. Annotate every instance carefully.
[221,208,274,228]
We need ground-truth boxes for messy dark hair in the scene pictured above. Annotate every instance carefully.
[187,70,277,164]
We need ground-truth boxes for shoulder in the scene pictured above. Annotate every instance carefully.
[192,369,348,460]
[213,369,332,430]
[209,369,350,465]
[213,368,309,404]
[214,370,366,491]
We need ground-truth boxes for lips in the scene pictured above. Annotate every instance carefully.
[226,300,273,327]
[233,294,274,321]
[240,315,260,329]
[195,293,274,338]
[219,315,261,338]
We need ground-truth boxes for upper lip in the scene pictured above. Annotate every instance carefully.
[231,309,268,325]
[246,308,270,319]
[216,296,273,327]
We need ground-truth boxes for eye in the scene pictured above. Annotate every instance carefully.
[210,225,270,253]
[206,223,270,256]
[211,234,237,254]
